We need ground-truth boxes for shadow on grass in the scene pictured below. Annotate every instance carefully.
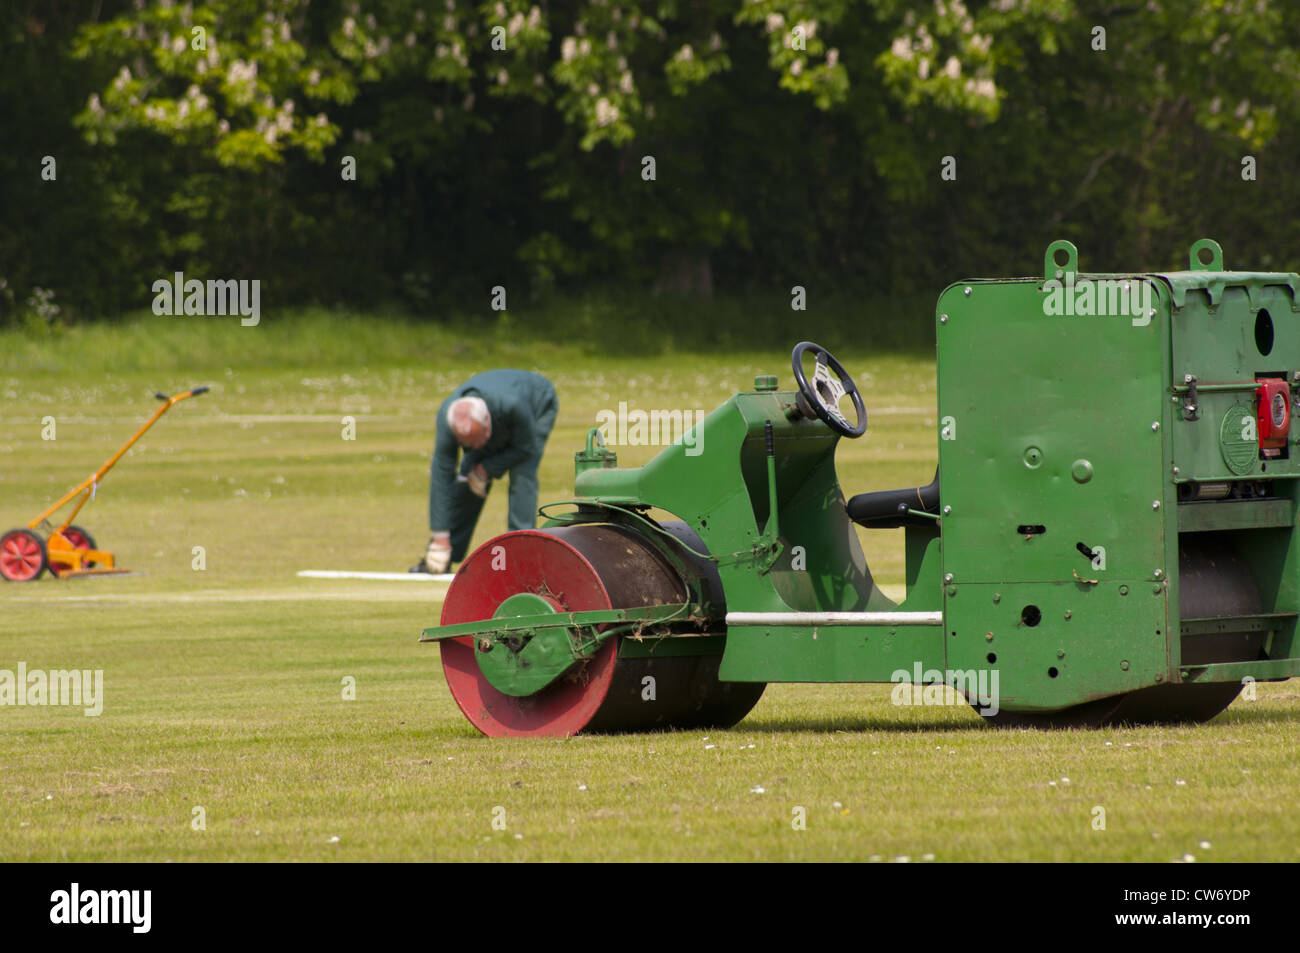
[738,714,987,734]
[1214,703,1300,726]
[421,703,1300,738]
[741,699,1300,734]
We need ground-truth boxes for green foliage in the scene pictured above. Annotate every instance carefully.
[3,0,1300,325]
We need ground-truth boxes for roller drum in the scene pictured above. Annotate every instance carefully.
[438,523,764,737]
[983,536,1258,728]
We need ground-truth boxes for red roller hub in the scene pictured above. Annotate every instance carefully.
[438,524,765,737]
[440,529,622,737]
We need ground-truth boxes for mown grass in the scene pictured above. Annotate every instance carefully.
[1,308,1297,861]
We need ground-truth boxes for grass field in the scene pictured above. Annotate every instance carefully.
[2,312,1299,862]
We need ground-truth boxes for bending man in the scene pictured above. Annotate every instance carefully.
[412,369,559,574]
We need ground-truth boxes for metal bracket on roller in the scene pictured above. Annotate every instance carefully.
[419,603,692,643]
[712,421,787,575]
[719,535,784,575]
[1181,374,1200,421]
[421,603,694,697]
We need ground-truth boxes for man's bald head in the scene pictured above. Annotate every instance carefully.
[447,396,491,449]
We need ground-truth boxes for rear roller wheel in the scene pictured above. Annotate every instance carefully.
[438,524,765,737]
[0,529,47,582]
[49,525,96,574]
[980,681,1244,729]
[982,538,1257,728]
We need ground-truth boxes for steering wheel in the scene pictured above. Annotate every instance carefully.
[791,341,867,438]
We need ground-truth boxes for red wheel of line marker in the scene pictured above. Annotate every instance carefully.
[49,524,96,574]
[0,529,48,582]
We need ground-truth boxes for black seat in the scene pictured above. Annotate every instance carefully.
[846,468,940,529]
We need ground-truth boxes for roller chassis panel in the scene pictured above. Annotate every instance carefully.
[936,277,1172,709]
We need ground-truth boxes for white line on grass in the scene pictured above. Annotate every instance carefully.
[297,570,455,582]
[0,588,446,604]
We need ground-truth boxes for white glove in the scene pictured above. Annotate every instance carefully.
[465,464,489,498]
[425,536,452,573]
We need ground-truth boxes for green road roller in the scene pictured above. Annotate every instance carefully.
[421,238,1300,735]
